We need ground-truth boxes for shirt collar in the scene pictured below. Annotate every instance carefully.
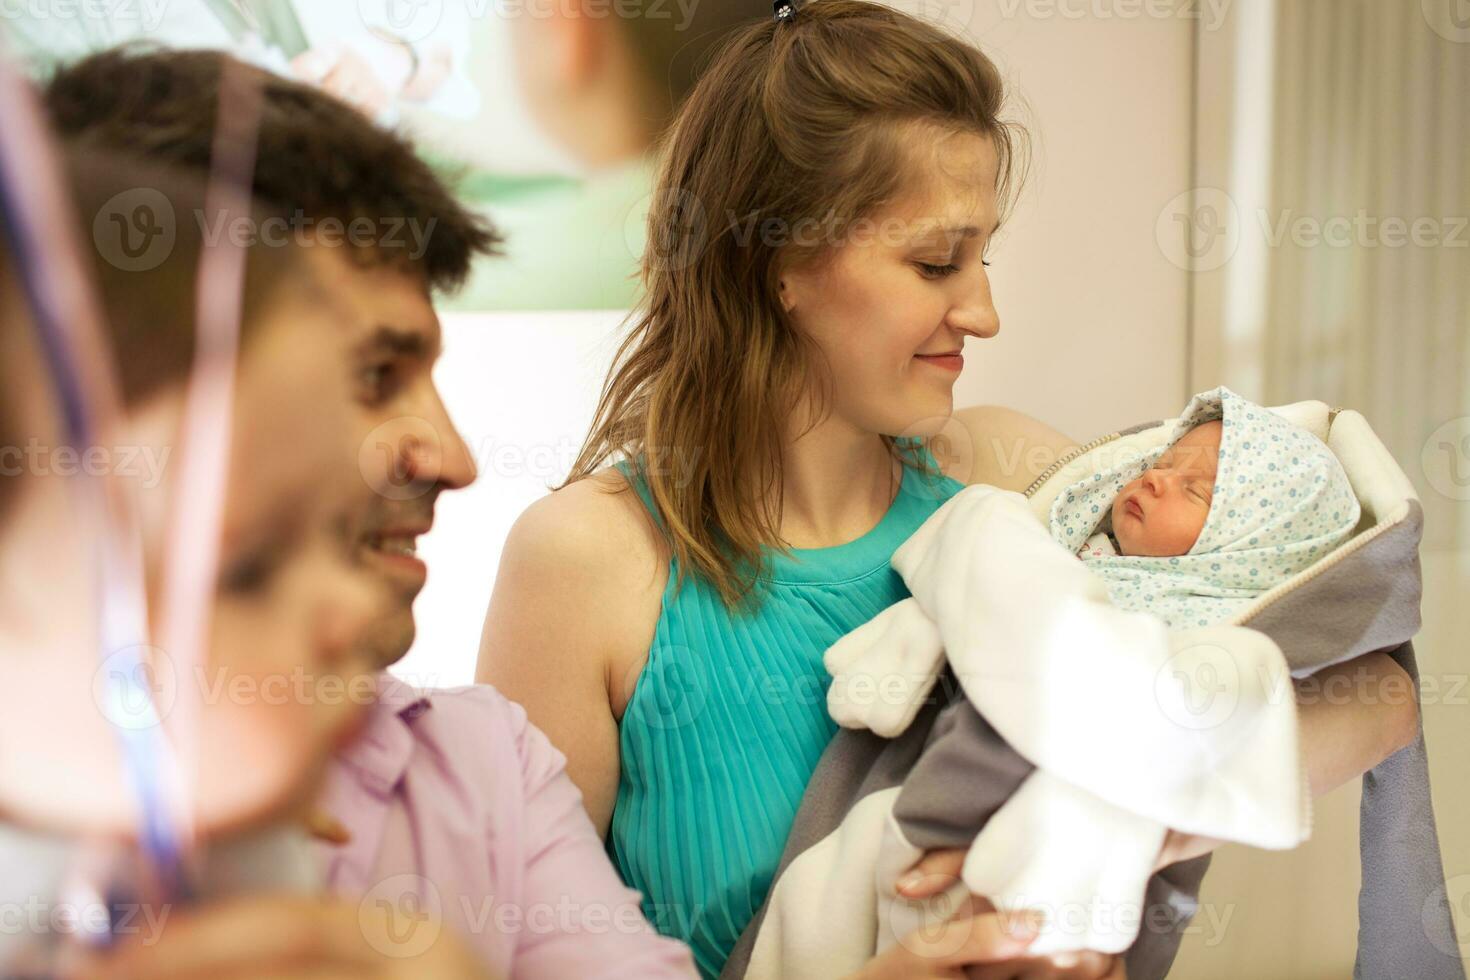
[334,671,433,798]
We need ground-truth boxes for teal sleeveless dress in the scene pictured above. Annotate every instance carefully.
[609,455,965,978]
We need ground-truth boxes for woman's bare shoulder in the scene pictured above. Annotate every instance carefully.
[478,467,669,699]
[503,468,668,588]
[935,405,1082,492]
[477,469,671,827]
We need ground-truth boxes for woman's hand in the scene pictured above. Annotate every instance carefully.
[845,893,1044,980]
[893,850,1121,980]
[71,895,495,980]
[1152,830,1223,872]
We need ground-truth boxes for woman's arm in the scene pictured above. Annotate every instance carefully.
[475,471,666,837]
[943,404,1081,491]
[1296,650,1420,793]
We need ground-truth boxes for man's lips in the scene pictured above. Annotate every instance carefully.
[361,524,432,564]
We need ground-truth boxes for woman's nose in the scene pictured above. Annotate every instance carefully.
[948,275,1000,339]
[949,301,999,340]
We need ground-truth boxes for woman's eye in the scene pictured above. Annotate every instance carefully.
[916,262,961,279]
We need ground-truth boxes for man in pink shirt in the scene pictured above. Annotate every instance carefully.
[313,676,696,977]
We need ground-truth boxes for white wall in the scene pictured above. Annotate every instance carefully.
[391,310,625,689]
[951,0,1196,442]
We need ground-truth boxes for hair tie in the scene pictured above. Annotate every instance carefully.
[773,0,797,22]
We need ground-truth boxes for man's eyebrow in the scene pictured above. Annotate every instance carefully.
[356,325,437,359]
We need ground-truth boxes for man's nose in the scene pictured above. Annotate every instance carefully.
[399,398,476,492]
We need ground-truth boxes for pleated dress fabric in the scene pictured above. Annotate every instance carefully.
[608,456,965,978]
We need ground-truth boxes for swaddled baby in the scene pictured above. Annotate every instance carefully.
[824,386,1363,958]
[1055,386,1361,628]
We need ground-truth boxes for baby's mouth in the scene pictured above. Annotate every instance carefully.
[1125,498,1144,520]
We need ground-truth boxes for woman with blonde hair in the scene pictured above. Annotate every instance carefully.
[478,2,1419,977]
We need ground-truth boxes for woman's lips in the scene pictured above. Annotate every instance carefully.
[915,353,964,373]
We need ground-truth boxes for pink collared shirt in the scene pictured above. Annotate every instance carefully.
[314,674,696,979]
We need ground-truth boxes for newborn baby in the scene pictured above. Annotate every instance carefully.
[1055,389,1360,630]
[1097,419,1222,557]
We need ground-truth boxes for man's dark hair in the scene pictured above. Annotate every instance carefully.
[1,144,311,514]
[43,46,501,294]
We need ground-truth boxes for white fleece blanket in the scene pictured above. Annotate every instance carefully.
[825,484,1310,954]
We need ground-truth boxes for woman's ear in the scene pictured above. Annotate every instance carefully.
[778,276,796,313]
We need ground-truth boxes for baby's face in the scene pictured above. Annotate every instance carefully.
[1111,420,1221,557]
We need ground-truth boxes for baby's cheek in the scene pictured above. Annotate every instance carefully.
[1166,512,1205,554]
